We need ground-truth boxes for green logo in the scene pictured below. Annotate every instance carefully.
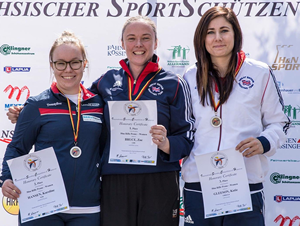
[270,172,300,184]
[0,44,10,55]
[167,45,190,67]
[0,44,34,56]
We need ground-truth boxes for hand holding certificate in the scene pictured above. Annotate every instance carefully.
[108,100,158,166]
[7,147,69,223]
[195,148,252,218]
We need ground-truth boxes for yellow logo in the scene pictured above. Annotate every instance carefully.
[2,195,19,215]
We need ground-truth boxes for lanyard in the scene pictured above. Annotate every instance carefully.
[127,68,162,101]
[211,56,244,112]
[56,86,81,145]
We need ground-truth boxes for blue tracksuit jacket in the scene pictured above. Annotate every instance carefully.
[0,82,104,207]
[90,54,195,175]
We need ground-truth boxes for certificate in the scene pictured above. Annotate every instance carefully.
[195,148,252,218]
[108,100,157,165]
[7,147,69,223]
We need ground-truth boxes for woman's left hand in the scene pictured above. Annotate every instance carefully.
[150,125,170,154]
[235,137,264,157]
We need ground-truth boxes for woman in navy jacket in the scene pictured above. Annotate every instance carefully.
[1,31,104,226]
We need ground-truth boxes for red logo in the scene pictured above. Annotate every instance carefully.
[274,215,300,226]
[275,195,282,203]
[3,85,30,101]
[4,66,12,73]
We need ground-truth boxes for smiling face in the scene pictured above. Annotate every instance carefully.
[121,21,157,77]
[205,16,234,63]
[51,44,86,94]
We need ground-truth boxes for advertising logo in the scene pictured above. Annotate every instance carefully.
[4,66,31,73]
[0,44,35,56]
[0,130,14,144]
[277,81,300,94]
[167,45,190,67]
[274,214,300,226]
[107,45,126,57]
[284,104,300,127]
[2,196,19,215]
[4,85,30,101]
[280,138,300,149]
[179,196,184,217]
[271,45,299,71]
[270,172,300,184]
[274,195,300,203]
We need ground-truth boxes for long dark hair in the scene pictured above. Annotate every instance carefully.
[194,6,243,107]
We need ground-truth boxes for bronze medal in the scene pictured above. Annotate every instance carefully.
[211,116,222,128]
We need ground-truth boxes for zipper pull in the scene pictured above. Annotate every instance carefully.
[134,80,136,84]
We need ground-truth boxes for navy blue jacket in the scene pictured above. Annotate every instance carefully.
[0,82,104,207]
[90,54,195,175]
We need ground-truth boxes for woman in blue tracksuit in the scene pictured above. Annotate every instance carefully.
[89,16,195,226]
[1,31,104,226]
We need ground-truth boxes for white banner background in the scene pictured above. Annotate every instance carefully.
[0,1,299,225]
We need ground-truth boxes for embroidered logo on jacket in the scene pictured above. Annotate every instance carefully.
[82,115,102,123]
[238,76,254,89]
[110,80,123,91]
[148,83,164,96]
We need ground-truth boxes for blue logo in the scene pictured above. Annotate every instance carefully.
[238,76,254,89]
[4,66,31,73]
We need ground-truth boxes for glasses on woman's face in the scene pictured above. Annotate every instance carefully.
[53,60,83,71]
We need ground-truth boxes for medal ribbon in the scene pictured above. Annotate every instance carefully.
[56,86,81,145]
[127,68,162,101]
[211,52,245,112]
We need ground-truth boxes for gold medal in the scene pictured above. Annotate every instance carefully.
[70,146,82,158]
[211,116,222,128]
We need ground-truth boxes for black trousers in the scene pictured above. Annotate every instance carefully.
[101,171,180,226]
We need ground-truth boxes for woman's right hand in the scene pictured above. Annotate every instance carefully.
[2,179,21,199]
[6,106,23,124]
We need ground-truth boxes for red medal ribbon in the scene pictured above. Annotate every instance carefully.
[211,51,245,112]
[127,68,162,101]
[56,86,81,145]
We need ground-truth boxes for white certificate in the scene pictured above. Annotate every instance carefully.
[7,147,69,223]
[108,100,157,165]
[195,148,252,218]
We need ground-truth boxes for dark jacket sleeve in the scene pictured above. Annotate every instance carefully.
[0,99,41,187]
[161,76,195,162]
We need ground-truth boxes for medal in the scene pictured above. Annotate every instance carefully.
[56,85,82,158]
[211,115,222,127]
[70,146,82,158]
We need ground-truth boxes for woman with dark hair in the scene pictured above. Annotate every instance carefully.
[182,6,289,226]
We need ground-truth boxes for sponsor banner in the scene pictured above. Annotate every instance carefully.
[0,1,299,18]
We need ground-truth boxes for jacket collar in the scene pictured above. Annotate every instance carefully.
[50,82,96,100]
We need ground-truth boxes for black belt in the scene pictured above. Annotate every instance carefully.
[184,182,263,192]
